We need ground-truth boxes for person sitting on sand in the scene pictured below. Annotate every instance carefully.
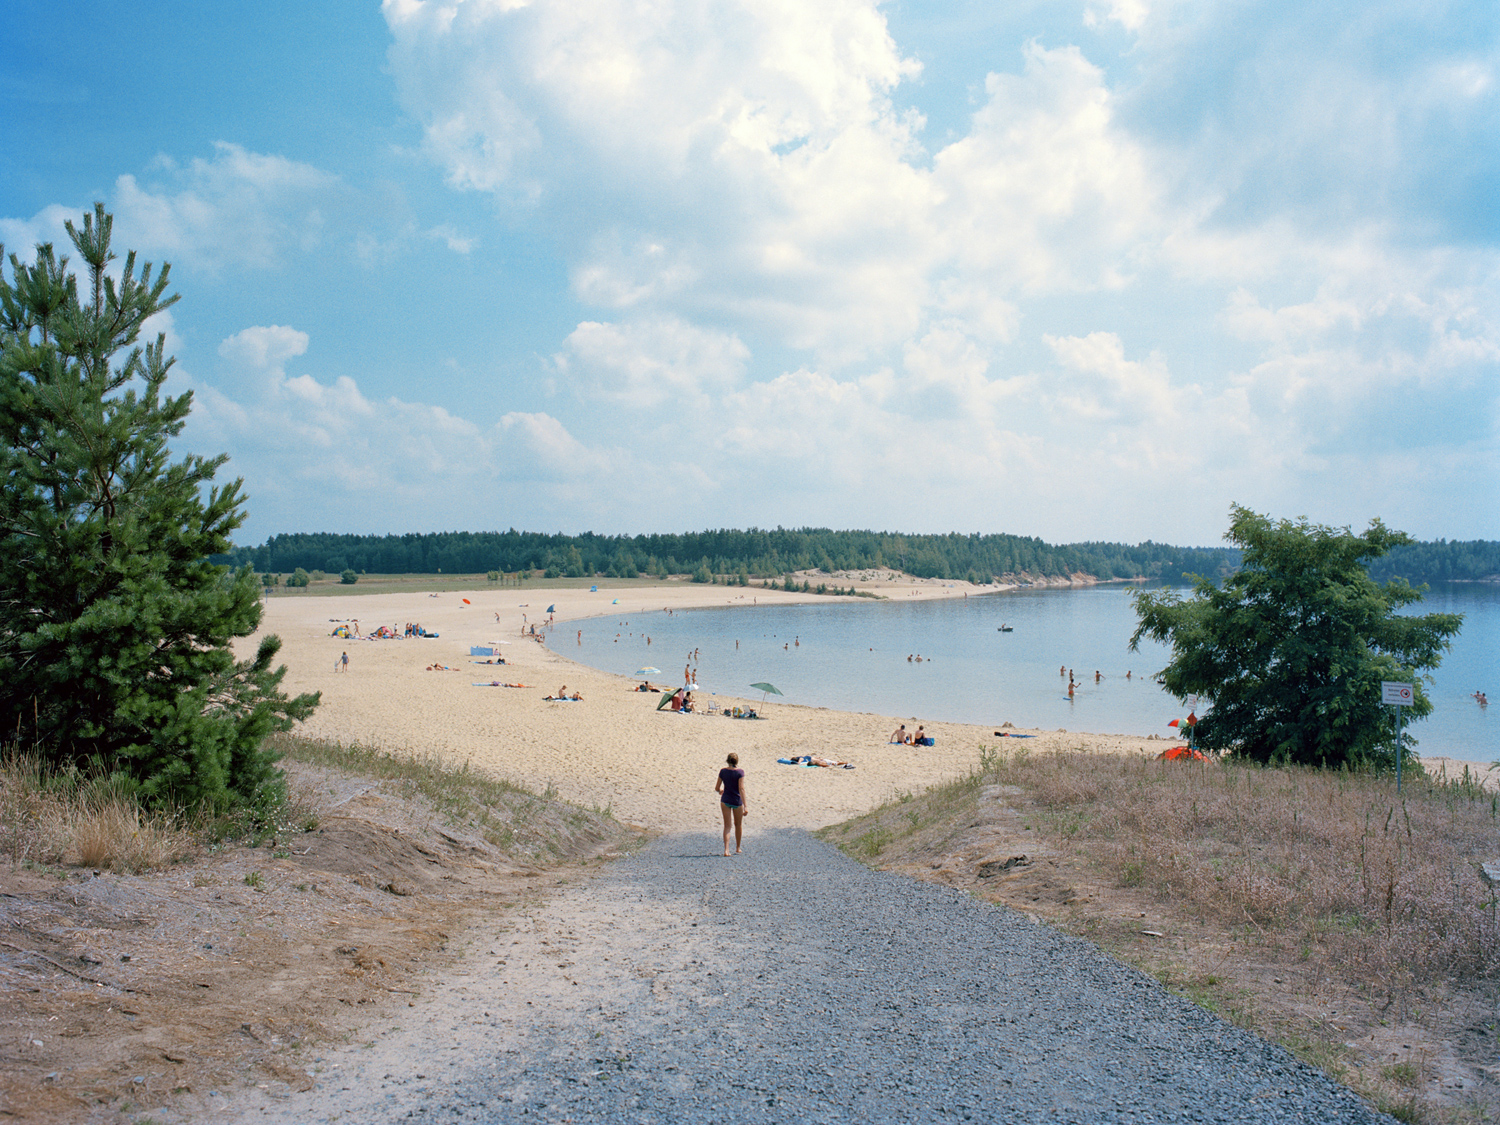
[889,724,909,744]
[569,691,583,701]
[682,691,695,713]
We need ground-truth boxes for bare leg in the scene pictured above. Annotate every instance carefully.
[732,806,744,854]
[721,802,733,856]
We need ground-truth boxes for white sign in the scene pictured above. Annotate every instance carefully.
[1382,681,1414,706]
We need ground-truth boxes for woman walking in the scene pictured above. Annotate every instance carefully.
[715,752,747,856]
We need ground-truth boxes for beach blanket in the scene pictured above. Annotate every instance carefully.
[993,732,1037,738]
[471,682,528,688]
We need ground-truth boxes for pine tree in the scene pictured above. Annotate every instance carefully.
[0,205,318,811]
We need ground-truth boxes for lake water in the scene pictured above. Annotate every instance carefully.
[569,583,1498,764]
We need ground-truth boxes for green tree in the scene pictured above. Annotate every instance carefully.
[0,205,318,811]
[288,567,311,587]
[339,569,358,585]
[1130,505,1462,769]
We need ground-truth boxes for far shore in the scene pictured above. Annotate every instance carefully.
[244,577,1495,832]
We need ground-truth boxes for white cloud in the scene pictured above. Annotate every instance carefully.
[111,142,339,272]
[1085,0,1150,33]
[553,317,749,406]
[122,1,1499,542]
[219,324,310,372]
[0,204,78,259]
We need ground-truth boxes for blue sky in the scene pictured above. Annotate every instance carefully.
[3,0,1496,547]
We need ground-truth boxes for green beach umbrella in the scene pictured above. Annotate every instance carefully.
[750,681,783,705]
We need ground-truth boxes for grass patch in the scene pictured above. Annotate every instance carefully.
[3,733,630,875]
[839,745,1500,993]
[0,750,194,872]
[267,732,626,865]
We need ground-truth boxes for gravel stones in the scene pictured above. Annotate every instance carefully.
[227,830,1392,1124]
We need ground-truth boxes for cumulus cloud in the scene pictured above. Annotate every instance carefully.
[83,0,1495,542]
[552,317,749,406]
[380,3,1178,369]
[184,323,669,536]
[111,142,339,272]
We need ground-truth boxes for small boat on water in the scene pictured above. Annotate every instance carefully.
[997,625,1013,632]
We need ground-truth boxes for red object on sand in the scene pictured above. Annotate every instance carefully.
[1157,745,1206,762]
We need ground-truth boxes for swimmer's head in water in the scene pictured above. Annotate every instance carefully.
[726,753,739,767]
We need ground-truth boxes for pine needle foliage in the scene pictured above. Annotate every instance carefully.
[0,205,318,812]
[1130,505,1462,769]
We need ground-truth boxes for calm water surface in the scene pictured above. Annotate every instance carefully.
[568,583,1497,763]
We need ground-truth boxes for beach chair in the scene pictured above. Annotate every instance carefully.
[706,699,721,714]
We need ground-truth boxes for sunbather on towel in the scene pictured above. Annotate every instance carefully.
[782,754,854,769]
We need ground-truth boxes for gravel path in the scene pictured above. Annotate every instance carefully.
[222,830,1392,1124]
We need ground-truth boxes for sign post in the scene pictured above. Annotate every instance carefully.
[1382,681,1414,793]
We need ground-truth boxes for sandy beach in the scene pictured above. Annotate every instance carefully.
[245,579,1495,833]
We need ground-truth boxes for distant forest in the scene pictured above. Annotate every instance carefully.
[211,528,1500,585]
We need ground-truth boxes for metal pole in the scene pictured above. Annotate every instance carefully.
[1395,704,1404,795]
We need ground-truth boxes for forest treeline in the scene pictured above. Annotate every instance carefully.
[214,528,1238,584]
[1363,540,1500,584]
[211,528,1499,585]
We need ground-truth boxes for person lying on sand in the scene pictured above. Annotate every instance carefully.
[425,664,456,671]
[781,754,855,769]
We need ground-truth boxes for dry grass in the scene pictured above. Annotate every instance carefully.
[267,732,622,864]
[0,751,193,872]
[982,746,1500,993]
[3,734,629,877]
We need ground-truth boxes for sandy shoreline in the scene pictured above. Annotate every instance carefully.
[245,579,1495,832]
